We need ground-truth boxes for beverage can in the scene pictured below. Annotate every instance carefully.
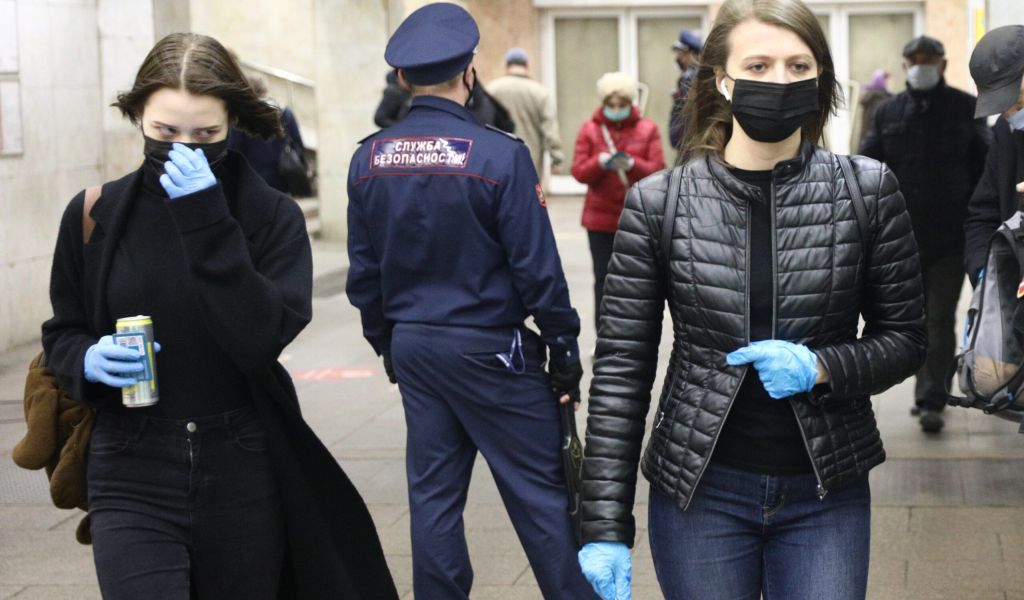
[114,315,159,408]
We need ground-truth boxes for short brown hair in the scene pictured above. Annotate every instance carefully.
[113,33,283,139]
[679,0,841,163]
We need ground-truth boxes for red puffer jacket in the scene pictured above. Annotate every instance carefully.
[571,106,665,233]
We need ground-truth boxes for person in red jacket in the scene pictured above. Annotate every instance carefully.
[572,71,666,332]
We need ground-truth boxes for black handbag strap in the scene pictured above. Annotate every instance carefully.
[660,167,683,279]
[838,155,870,257]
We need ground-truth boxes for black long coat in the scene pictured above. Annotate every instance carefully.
[41,152,398,599]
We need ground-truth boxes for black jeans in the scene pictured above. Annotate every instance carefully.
[87,406,284,599]
[915,254,965,411]
[588,230,616,332]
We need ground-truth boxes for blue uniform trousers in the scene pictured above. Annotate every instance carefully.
[391,323,595,600]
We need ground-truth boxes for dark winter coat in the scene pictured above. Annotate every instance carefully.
[859,81,989,262]
[41,153,398,599]
[579,143,926,547]
[571,106,666,233]
[965,117,1024,284]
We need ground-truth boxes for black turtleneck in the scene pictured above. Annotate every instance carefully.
[711,166,814,475]
[105,163,250,417]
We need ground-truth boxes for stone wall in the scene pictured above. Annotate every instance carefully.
[0,0,104,351]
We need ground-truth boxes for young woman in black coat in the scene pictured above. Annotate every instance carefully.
[42,33,396,599]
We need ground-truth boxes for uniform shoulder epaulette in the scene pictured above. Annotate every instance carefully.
[357,130,383,144]
[485,124,523,143]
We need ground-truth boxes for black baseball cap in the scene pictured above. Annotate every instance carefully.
[970,25,1024,118]
[902,35,945,58]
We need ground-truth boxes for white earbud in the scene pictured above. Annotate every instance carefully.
[719,78,732,102]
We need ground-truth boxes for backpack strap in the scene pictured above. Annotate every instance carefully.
[838,155,870,257]
[82,186,101,244]
[660,167,683,281]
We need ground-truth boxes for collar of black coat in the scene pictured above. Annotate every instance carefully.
[408,94,475,121]
[83,150,284,331]
[706,140,816,201]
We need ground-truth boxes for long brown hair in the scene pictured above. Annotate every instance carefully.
[113,33,283,139]
[679,0,841,164]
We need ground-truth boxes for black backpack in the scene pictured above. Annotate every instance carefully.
[950,211,1024,423]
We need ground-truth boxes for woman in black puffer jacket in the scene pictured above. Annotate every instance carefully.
[575,1,926,599]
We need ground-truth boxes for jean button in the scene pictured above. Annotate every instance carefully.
[186,422,197,433]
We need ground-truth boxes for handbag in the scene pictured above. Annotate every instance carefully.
[12,185,101,544]
[278,134,314,198]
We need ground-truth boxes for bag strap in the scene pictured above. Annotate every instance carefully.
[599,123,630,187]
[660,167,683,281]
[82,186,100,244]
[837,155,870,256]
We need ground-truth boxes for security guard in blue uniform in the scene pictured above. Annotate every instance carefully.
[345,4,595,599]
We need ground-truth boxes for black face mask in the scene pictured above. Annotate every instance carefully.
[463,68,478,109]
[725,77,819,143]
[143,135,229,173]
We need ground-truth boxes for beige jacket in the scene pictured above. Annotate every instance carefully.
[487,73,565,177]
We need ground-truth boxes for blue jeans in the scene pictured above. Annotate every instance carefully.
[87,407,284,599]
[648,462,870,600]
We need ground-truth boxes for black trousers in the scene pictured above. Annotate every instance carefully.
[588,230,616,332]
[915,254,965,411]
[87,406,284,599]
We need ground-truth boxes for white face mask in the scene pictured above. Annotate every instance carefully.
[906,64,941,91]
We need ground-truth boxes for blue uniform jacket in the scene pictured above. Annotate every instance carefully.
[346,95,580,363]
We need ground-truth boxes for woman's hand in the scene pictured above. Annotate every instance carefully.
[83,335,144,388]
[578,542,632,600]
[160,143,217,199]
[726,340,820,399]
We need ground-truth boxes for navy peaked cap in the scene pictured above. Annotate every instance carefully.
[385,3,480,86]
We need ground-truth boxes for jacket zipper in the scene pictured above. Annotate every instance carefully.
[771,172,827,500]
[682,200,753,511]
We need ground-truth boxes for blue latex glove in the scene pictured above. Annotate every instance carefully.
[578,542,632,600]
[159,143,217,199]
[84,335,145,388]
[726,339,819,399]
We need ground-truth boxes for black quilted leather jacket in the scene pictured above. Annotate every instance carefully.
[580,143,926,547]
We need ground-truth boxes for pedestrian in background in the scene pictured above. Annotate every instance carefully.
[488,47,566,178]
[571,72,665,334]
[374,68,413,128]
[856,68,891,149]
[228,75,310,195]
[965,26,1024,287]
[345,4,594,598]
[374,66,516,134]
[576,0,926,597]
[860,36,989,434]
[42,32,395,599]
[669,29,703,160]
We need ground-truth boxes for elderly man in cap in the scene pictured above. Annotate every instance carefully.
[860,35,990,434]
[668,28,702,158]
[345,3,595,599]
[488,48,566,179]
[966,25,1024,290]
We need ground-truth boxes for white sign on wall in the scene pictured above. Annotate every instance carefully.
[0,0,17,73]
[0,80,23,154]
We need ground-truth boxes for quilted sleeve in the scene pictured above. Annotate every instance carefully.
[813,159,927,401]
[579,171,669,547]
